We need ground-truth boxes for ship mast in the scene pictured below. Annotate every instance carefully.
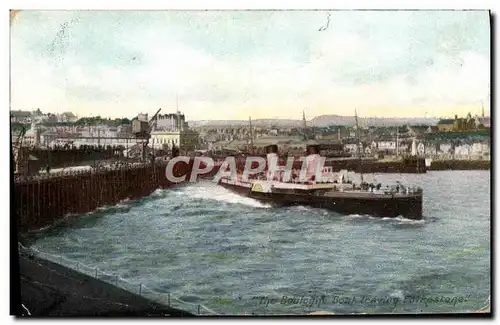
[302,110,308,141]
[176,94,180,131]
[248,116,254,154]
[396,125,399,157]
[354,109,364,184]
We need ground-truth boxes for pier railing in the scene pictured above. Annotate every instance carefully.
[18,243,490,315]
[18,243,220,316]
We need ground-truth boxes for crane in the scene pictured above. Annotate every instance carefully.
[145,108,161,147]
[132,108,161,161]
[12,125,27,174]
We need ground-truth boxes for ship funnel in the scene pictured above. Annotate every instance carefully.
[265,144,279,181]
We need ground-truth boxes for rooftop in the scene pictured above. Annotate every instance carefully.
[11,110,31,118]
[437,119,455,124]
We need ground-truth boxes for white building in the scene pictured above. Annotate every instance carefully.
[471,142,490,155]
[344,143,359,153]
[137,113,149,122]
[57,112,78,122]
[370,139,409,153]
[155,111,187,131]
[150,130,199,151]
[454,142,490,159]
[439,144,452,153]
[40,131,59,147]
[376,141,397,151]
[38,123,135,149]
[10,110,32,123]
[149,110,198,151]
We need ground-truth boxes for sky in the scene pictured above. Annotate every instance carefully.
[10,10,491,120]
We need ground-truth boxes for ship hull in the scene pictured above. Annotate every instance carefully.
[219,182,423,220]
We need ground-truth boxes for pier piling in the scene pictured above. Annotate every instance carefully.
[14,158,222,233]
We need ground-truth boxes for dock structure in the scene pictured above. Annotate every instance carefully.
[12,153,489,234]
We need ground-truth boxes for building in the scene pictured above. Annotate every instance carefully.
[426,126,438,133]
[475,116,491,129]
[150,130,199,151]
[149,110,198,152]
[315,126,350,141]
[10,110,32,123]
[137,113,149,122]
[370,138,410,155]
[155,112,187,131]
[436,113,479,132]
[40,131,59,147]
[436,119,455,132]
[58,112,78,123]
[406,125,430,138]
[344,141,362,154]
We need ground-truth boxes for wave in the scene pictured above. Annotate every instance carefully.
[180,183,271,209]
[341,214,426,224]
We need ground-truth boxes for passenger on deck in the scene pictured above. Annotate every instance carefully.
[279,169,285,182]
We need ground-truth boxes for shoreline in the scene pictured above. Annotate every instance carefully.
[17,251,194,316]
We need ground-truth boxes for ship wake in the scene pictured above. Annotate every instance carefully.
[181,182,272,209]
[343,214,426,224]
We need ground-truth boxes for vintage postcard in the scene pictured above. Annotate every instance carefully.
[10,9,491,317]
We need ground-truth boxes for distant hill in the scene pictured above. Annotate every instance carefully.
[188,115,440,128]
[188,119,302,127]
[310,115,440,127]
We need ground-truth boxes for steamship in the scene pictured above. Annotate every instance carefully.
[218,161,423,220]
[218,112,423,220]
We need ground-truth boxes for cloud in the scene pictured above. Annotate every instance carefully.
[10,10,490,119]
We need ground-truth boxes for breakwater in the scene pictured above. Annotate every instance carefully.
[14,159,223,233]
[13,155,488,234]
[24,148,123,168]
[325,157,426,174]
[233,156,426,174]
[429,160,490,171]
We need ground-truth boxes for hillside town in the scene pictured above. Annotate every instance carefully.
[11,108,491,161]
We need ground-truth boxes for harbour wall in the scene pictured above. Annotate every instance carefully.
[233,157,427,174]
[14,159,222,234]
[325,158,427,174]
[428,159,490,171]
[20,147,122,169]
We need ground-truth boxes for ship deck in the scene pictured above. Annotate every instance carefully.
[322,190,421,199]
[219,178,422,199]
